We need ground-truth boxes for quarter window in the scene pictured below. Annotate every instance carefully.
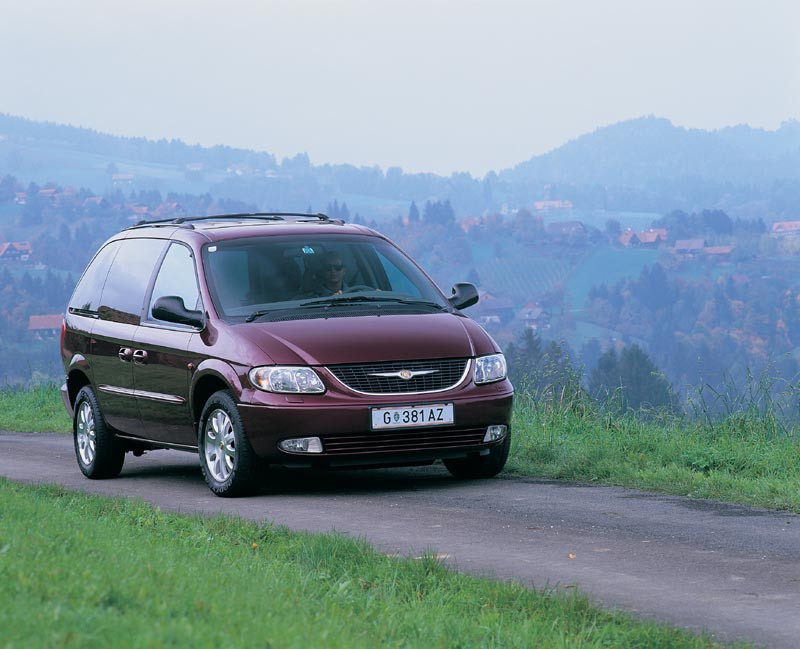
[98,239,166,324]
[68,241,121,314]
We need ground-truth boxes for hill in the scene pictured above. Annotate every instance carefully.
[501,116,800,186]
[1,113,799,219]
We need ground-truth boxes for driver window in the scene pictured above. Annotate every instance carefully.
[149,243,201,321]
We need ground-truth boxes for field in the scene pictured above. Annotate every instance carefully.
[0,139,223,195]
[564,246,659,309]
[480,255,571,300]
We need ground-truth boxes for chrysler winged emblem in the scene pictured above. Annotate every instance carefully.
[369,368,438,380]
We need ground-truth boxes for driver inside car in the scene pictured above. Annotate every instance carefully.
[308,251,349,296]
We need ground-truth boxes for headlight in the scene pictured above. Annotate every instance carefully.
[249,366,325,394]
[474,353,507,384]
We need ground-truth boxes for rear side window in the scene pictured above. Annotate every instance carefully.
[148,243,201,320]
[68,241,121,314]
[98,238,166,325]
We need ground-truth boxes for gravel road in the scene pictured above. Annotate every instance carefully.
[2,431,799,648]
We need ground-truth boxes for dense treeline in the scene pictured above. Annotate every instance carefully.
[504,329,676,414]
[584,262,800,392]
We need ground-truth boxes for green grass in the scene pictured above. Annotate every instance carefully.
[509,393,800,512]
[0,382,70,432]
[0,479,736,648]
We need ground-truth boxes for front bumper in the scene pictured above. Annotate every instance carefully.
[238,386,513,466]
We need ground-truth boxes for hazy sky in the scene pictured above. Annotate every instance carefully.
[1,0,798,176]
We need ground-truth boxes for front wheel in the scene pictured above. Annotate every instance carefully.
[443,432,510,479]
[198,390,261,497]
[73,386,125,479]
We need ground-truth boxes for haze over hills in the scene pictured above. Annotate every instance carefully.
[0,112,798,220]
[500,116,800,186]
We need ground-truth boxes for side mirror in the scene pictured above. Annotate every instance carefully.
[448,282,479,310]
[152,296,204,328]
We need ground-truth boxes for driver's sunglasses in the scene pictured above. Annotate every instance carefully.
[325,264,344,271]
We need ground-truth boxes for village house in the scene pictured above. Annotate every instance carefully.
[125,203,150,219]
[703,245,735,260]
[619,228,668,247]
[112,173,135,186]
[27,314,63,340]
[459,216,481,233]
[475,294,515,327]
[771,221,800,236]
[533,200,573,211]
[520,301,551,331]
[0,241,33,261]
[150,202,185,218]
[674,238,706,256]
[82,196,105,208]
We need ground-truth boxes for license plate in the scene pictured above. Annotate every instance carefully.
[371,403,454,430]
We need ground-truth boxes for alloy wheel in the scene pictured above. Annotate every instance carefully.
[76,400,97,466]
[203,408,236,482]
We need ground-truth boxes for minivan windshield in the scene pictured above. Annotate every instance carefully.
[202,235,451,321]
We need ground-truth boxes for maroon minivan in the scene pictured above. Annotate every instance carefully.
[61,213,513,496]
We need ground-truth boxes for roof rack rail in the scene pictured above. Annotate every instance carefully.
[128,212,337,229]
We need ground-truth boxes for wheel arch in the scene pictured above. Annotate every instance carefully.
[191,369,235,429]
[66,368,92,411]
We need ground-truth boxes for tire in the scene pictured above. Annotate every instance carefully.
[73,386,125,479]
[443,432,510,479]
[198,390,261,497]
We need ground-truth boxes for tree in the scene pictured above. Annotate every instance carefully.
[423,199,455,225]
[408,201,420,223]
[505,330,580,399]
[589,344,675,412]
[604,218,622,242]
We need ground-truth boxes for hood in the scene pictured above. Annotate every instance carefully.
[235,312,497,366]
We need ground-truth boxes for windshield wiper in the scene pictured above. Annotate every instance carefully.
[246,296,448,322]
[297,295,449,311]
[245,309,275,323]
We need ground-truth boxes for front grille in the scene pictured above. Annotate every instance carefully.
[327,358,469,394]
[322,427,485,455]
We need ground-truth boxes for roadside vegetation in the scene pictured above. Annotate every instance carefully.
[2,379,800,512]
[509,391,800,512]
[0,381,69,432]
[0,479,739,648]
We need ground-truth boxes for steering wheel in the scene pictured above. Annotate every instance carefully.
[344,285,374,293]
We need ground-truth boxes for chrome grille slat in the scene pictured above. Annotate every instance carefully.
[327,358,469,394]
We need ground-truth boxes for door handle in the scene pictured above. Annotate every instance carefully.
[118,347,133,362]
[132,349,148,365]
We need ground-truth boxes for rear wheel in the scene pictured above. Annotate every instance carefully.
[443,433,510,479]
[73,386,125,479]
[198,390,261,497]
